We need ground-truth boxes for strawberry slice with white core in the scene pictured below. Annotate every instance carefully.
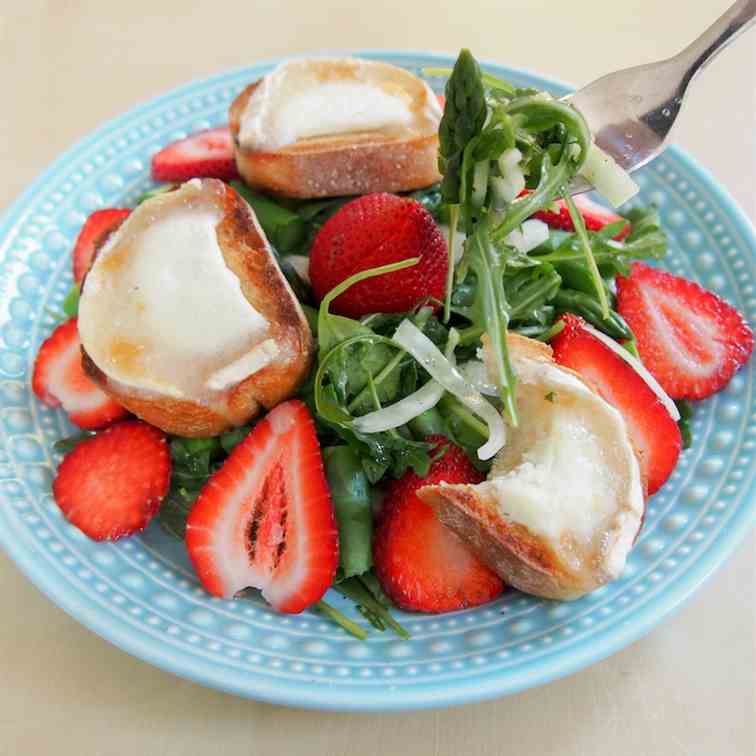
[32,318,128,429]
[186,400,338,613]
[617,262,754,399]
[551,313,681,495]
[151,127,238,182]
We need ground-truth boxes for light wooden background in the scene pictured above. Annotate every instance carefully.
[0,2,754,754]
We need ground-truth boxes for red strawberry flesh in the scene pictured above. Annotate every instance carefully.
[72,208,130,283]
[616,262,753,399]
[529,193,630,240]
[53,421,171,541]
[186,400,338,613]
[32,318,128,429]
[551,313,681,495]
[373,437,504,613]
[151,127,238,182]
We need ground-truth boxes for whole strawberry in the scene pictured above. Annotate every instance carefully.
[309,193,448,317]
[373,436,504,613]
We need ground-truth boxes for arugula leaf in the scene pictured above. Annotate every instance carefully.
[533,206,667,276]
[676,400,694,450]
[158,436,224,539]
[462,221,519,424]
[408,184,445,222]
[289,196,351,226]
[136,184,175,205]
[53,431,94,453]
[408,406,449,439]
[219,425,253,454]
[562,191,609,317]
[306,259,439,481]
[62,284,80,319]
[230,181,307,253]
[622,206,668,259]
[505,265,561,323]
[317,258,419,357]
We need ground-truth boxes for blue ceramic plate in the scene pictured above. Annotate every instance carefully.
[0,52,754,711]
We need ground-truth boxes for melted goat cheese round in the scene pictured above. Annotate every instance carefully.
[484,358,644,556]
[78,180,272,400]
[239,58,442,151]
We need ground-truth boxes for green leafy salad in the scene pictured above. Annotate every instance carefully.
[60,50,692,639]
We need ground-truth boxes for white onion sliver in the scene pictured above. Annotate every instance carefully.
[583,323,680,421]
[353,326,458,434]
[579,143,639,208]
[505,219,549,254]
[496,148,525,203]
[498,147,522,174]
[459,360,498,396]
[392,320,507,460]
[352,379,444,434]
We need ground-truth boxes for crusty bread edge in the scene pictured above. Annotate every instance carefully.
[81,179,313,437]
[419,484,592,600]
[229,81,442,198]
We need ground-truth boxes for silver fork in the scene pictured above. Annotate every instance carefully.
[569,0,756,193]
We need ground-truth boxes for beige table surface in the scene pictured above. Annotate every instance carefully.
[1,2,754,754]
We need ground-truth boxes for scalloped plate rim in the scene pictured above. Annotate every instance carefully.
[0,51,754,711]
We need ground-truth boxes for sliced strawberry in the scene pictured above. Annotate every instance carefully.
[309,192,448,317]
[186,400,338,613]
[53,421,171,541]
[528,193,630,240]
[32,319,129,429]
[551,313,681,494]
[72,208,130,283]
[616,262,753,399]
[373,437,504,613]
[151,127,238,182]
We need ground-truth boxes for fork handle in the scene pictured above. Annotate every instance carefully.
[675,0,756,84]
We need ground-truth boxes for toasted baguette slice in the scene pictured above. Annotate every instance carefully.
[419,335,645,600]
[79,179,313,437]
[229,58,442,198]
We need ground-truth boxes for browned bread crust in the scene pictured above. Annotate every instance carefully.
[229,80,442,199]
[81,179,313,437]
[419,484,590,600]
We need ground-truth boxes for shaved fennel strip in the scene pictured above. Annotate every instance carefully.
[352,379,444,434]
[392,320,507,460]
[352,328,460,434]
[579,143,639,208]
